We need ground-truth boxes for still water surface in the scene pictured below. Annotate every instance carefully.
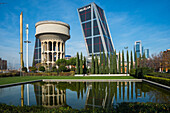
[0,81,169,109]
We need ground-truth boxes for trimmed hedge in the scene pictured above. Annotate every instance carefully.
[147,72,170,79]
[144,75,170,86]
[0,73,20,77]
[0,102,169,113]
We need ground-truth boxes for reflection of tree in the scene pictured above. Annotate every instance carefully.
[140,83,170,103]
[32,81,170,110]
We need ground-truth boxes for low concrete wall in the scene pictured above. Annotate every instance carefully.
[75,74,129,76]
[143,79,170,90]
[43,79,142,82]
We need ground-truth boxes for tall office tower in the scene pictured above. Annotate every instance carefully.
[134,41,142,59]
[144,49,149,58]
[33,38,41,66]
[78,3,114,58]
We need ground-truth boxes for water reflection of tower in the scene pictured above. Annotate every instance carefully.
[34,83,66,108]
[85,82,115,109]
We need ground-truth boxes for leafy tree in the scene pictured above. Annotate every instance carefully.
[76,52,80,74]
[110,53,113,74]
[91,53,95,74]
[106,54,109,74]
[114,50,117,74]
[58,65,67,72]
[83,56,87,74]
[103,52,106,74]
[56,59,66,66]
[119,51,121,74]
[39,66,45,72]
[95,55,99,74]
[122,50,125,74]
[135,51,137,69]
[99,51,102,74]
[127,50,129,74]
[131,50,133,70]
[68,57,76,66]
[80,52,83,74]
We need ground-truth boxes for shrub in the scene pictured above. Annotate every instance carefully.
[147,72,170,79]
[59,71,75,76]
[58,66,67,72]
[135,67,154,78]
[144,75,170,86]
[29,67,37,73]
[39,66,45,72]
[22,67,27,72]
[0,102,169,113]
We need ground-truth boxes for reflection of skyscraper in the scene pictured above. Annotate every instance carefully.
[78,3,114,58]
[134,41,142,59]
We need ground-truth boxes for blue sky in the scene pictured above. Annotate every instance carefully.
[0,0,170,69]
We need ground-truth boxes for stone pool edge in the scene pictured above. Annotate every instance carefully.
[143,79,170,90]
[0,80,42,88]
[0,79,169,90]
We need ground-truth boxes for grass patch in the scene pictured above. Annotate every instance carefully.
[0,76,134,85]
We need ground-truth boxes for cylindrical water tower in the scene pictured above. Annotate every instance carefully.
[35,21,70,68]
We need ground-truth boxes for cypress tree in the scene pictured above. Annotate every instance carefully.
[119,51,121,74]
[91,53,95,74]
[95,55,99,74]
[122,50,125,74]
[139,53,141,68]
[76,52,80,74]
[106,54,109,74]
[135,51,137,69]
[127,50,129,74]
[130,50,133,70]
[110,53,113,74]
[99,51,102,74]
[80,52,83,74]
[142,52,146,67]
[83,56,87,74]
[114,50,117,74]
[103,52,105,74]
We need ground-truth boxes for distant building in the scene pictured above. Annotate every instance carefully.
[0,58,7,70]
[78,3,114,59]
[134,41,142,60]
[65,55,72,60]
[144,49,149,58]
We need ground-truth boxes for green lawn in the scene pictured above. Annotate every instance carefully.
[0,76,135,85]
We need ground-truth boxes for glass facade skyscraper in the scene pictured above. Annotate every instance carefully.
[33,38,41,66]
[144,49,149,58]
[134,41,142,60]
[78,3,114,58]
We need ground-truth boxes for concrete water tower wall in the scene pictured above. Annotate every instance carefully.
[35,21,70,68]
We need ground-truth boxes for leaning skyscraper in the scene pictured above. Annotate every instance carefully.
[78,3,114,58]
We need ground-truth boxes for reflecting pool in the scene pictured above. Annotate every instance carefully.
[0,81,169,110]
